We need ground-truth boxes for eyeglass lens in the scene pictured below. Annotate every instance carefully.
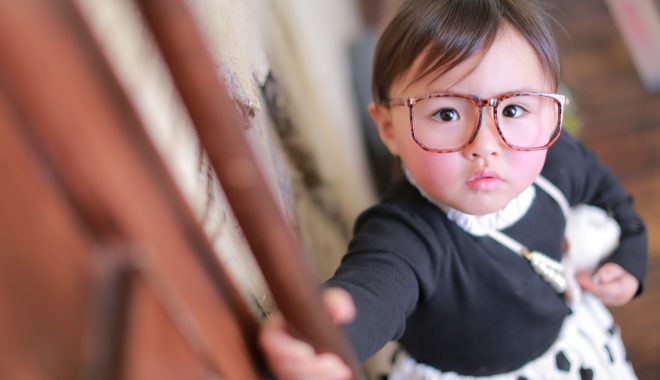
[412,95,560,150]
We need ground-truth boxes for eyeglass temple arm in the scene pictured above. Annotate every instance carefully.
[384,98,410,108]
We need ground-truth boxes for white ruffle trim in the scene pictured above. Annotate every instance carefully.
[403,166,535,236]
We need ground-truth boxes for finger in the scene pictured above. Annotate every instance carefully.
[277,355,351,380]
[272,348,352,380]
[323,288,356,325]
[601,274,638,306]
[576,272,616,302]
[259,327,319,380]
[594,263,625,284]
[584,280,616,303]
[577,271,615,301]
[259,314,315,361]
[576,271,597,292]
[288,353,352,380]
[579,273,638,306]
[314,353,353,380]
[259,312,354,380]
[590,282,625,306]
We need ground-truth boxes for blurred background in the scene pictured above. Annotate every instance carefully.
[0,0,658,379]
[551,1,660,379]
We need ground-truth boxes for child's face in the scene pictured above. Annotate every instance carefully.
[370,26,554,215]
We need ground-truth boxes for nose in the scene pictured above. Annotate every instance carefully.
[463,107,503,160]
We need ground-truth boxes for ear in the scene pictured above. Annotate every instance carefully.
[368,102,400,156]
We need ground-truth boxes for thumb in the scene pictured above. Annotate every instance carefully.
[576,271,597,291]
[595,263,625,284]
[323,288,356,325]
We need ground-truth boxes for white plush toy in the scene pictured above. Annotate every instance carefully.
[563,204,621,305]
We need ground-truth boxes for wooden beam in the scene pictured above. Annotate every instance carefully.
[133,0,366,378]
[0,1,261,378]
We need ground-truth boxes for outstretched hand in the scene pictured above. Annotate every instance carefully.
[259,287,356,380]
[577,262,638,306]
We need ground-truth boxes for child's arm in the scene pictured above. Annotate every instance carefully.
[259,200,436,378]
[577,263,639,306]
[543,133,648,299]
[259,288,356,380]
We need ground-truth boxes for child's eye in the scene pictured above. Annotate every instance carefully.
[501,104,527,118]
[432,108,461,122]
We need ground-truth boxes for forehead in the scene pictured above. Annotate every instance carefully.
[391,26,553,98]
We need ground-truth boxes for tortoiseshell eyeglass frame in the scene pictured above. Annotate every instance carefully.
[385,92,569,153]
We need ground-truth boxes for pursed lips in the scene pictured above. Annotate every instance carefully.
[466,169,502,191]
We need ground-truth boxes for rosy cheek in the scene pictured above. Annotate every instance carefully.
[506,150,547,184]
[426,155,462,178]
[405,151,463,190]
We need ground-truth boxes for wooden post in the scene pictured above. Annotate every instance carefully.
[0,1,262,378]
[134,0,366,378]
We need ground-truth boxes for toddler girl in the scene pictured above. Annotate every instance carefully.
[260,0,647,379]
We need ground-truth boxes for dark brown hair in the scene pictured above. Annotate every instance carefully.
[371,0,561,104]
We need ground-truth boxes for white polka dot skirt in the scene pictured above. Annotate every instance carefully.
[389,294,637,380]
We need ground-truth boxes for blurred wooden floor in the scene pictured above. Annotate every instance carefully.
[551,1,660,379]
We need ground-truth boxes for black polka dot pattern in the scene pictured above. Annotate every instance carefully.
[604,344,615,363]
[555,351,571,371]
[579,367,594,380]
[607,324,617,336]
[516,376,529,380]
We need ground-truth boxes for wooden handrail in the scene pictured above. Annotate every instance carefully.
[0,1,262,378]
[133,0,366,378]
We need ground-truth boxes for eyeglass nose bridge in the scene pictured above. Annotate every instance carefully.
[472,97,501,128]
[474,97,499,112]
[466,96,506,147]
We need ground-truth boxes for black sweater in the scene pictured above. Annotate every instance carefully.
[326,133,647,376]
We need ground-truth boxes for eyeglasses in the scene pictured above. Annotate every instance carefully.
[386,92,568,153]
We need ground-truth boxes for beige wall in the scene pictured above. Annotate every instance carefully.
[75,0,376,316]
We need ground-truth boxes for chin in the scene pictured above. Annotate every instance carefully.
[457,196,511,216]
[462,205,501,216]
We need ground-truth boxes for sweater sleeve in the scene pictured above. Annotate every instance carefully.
[325,202,442,361]
[542,133,648,295]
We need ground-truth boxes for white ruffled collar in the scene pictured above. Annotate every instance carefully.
[403,167,536,236]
